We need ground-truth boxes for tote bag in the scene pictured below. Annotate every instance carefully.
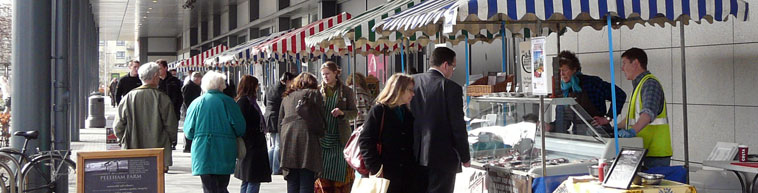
[350,165,390,193]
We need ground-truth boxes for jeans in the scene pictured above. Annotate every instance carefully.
[643,157,671,169]
[285,168,316,193]
[200,174,230,193]
[267,132,281,174]
[240,182,260,193]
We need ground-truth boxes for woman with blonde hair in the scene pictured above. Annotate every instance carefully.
[358,73,418,193]
[315,61,357,193]
[278,72,325,193]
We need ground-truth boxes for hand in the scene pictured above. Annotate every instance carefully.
[462,161,471,168]
[617,129,636,138]
[545,124,552,132]
[331,108,344,117]
[592,116,610,126]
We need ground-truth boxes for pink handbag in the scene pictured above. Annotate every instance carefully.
[344,110,385,175]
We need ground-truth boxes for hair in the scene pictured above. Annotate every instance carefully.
[346,73,367,89]
[201,71,227,92]
[130,59,141,65]
[283,72,319,97]
[375,73,414,108]
[236,75,259,101]
[137,62,161,83]
[280,72,296,82]
[621,47,648,70]
[191,71,203,78]
[321,61,341,75]
[557,51,581,71]
[430,47,456,67]
[155,59,168,68]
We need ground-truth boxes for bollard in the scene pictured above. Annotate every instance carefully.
[85,92,106,128]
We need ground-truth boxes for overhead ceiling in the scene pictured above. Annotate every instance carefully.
[92,0,243,41]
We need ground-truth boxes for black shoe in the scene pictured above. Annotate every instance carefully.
[183,149,190,153]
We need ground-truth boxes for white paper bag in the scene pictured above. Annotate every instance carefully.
[351,166,390,193]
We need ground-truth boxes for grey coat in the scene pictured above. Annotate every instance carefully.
[278,89,326,174]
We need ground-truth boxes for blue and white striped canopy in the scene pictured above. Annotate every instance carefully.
[375,0,749,35]
[214,31,289,65]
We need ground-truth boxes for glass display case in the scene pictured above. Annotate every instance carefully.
[466,94,644,192]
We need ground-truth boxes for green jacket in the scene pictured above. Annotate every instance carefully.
[184,90,246,175]
[114,85,178,167]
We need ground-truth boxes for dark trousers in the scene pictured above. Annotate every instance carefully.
[384,165,420,193]
[184,137,192,152]
[285,168,316,193]
[200,174,230,193]
[417,167,456,193]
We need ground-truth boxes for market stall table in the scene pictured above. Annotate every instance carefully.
[553,176,696,193]
[703,161,758,193]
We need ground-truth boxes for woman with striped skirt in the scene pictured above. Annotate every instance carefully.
[315,61,357,193]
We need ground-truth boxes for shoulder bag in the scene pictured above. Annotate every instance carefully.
[344,107,385,175]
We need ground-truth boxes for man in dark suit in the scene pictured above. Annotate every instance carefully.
[410,47,470,193]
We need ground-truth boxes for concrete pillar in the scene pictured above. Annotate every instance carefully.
[11,0,52,151]
[139,37,148,64]
[78,0,87,130]
[69,0,80,141]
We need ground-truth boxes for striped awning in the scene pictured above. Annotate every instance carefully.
[202,45,229,66]
[252,13,351,60]
[214,31,288,65]
[375,0,749,36]
[305,0,427,56]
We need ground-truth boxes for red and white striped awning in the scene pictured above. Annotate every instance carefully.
[251,12,351,59]
[180,44,228,68]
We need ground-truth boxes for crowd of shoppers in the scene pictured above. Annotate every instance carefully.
[110,46,669,193]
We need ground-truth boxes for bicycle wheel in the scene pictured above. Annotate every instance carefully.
[0,161,12,193]
[0,153,16,193]
[19,155,75,193]
[0,148,27,167]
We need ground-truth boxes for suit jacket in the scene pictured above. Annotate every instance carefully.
[410,70,470,173]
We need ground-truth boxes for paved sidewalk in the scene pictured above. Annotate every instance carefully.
[70,97,287,193]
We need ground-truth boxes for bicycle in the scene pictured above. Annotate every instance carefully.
[0,131,76,193]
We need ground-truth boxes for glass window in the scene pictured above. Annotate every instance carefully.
[116,41,125,46]
[116,51,125,59]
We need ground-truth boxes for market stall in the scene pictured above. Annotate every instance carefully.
[373,0,749,192]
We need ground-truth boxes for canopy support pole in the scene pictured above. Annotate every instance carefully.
[680,23,690,184]
[465,33,470,123]
[401,37,406,73]
[501,22,507,73]
[607,15,621,155]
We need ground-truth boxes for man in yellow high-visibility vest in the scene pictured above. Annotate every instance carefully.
[594,47,672,168]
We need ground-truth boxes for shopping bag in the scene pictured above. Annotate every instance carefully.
[350,165,390,193]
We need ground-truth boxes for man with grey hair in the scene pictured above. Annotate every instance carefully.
[113,62,178,172]
[115,60,142,104]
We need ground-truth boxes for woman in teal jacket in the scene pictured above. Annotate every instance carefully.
[184,71,246,193]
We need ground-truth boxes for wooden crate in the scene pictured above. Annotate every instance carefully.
[467,75,515,97]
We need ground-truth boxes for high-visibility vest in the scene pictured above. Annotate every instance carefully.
[628,74,673,157]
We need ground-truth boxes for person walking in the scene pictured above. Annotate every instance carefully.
[264,72,295,175]
[410,47,470,193]
[112,62,178,172]
[315,61,357,193]
[358,73,418,193]
[184,71,246,193]
[115,60,142,104]
[278,72,325,193]
[156,59,184,150]
[108,78,118,107]
[234,75,272,193]
[346,73,373,128]
[181,71,203,153]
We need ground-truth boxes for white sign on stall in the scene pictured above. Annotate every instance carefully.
[530,37,549,96]
[518,40,532,94]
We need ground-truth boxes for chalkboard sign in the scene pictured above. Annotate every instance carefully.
[77,148,164,193]
[602,147,647,189]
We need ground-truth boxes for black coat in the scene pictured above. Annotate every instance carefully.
[233,96,272,182]
[409,70,470,173]
[263,81,286,133]
[181,81,202,109]
[358,104,415,174]
[115,74,142,104]
[159,73,184,118]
